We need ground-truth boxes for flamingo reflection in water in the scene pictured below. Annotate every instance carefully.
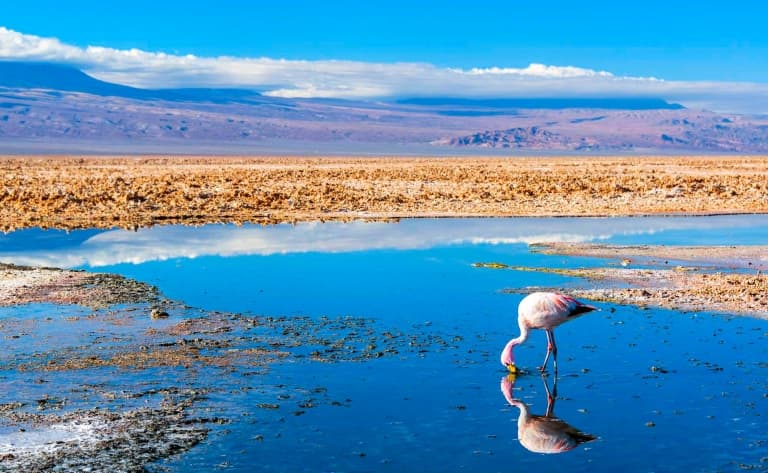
[501,374,596,454]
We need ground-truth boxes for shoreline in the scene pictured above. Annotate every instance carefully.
[3,154,768,318]
[479,243,768,319]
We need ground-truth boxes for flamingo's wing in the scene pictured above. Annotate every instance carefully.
[538,416,597,444]
[554,293,598,317]
[519,292,597,329]
[520,416,596,453]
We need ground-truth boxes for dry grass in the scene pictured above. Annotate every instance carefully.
[2,155,768,231]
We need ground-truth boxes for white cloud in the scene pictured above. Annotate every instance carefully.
[462,63,615,78]
[2,27,768,112]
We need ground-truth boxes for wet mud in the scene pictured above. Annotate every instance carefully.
[0,268,462,470]
[0,263,160,308]
[0,390,209,472]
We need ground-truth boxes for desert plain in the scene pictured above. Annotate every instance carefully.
[1,155,768,232]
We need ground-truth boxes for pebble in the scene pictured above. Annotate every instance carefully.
[151,308,170,319]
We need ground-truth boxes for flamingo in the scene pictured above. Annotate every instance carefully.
[501,374,596,454]
[501,292,597,374]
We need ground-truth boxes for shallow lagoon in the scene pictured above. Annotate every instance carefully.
[0,216,767,471]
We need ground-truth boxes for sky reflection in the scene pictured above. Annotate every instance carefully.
[1,215,767,268]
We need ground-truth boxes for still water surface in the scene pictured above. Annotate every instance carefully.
[0,216,766,471]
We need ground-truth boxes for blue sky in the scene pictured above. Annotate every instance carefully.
[2,1,768,112]
[3,0,767,81]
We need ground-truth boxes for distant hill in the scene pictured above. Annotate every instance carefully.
[443,115,768,152]
[2,60,768,154]
[398,97,685,110]
[0,61,264,103]
[0,61,158,99]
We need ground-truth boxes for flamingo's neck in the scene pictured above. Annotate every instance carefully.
[501,324,530,367]
[501,375,528,428]
[512,400,530,426]
[503,390,530,426]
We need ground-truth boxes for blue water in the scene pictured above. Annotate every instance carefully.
[0,216,766,472]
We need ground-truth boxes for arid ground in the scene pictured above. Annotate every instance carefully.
[2,155,768,232]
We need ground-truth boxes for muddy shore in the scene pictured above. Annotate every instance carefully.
[0,263,160,308]
[2,155,768,231]
[531,242,768,270]
[478,243,768,318]
[0,265,460,470]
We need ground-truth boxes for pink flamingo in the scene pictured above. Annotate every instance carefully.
[501,374,596,454]
[501,292,597,374]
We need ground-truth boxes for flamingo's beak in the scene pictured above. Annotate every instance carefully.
[506,363,518,374]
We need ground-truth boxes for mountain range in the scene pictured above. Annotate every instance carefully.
[2,61,767,154]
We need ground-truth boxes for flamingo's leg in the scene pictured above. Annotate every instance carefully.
[549,330,559,377]
[541,330,554,373]
[542,373,557,416]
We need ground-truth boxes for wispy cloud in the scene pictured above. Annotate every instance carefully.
[2,27,768,112]
[461,64,618,78]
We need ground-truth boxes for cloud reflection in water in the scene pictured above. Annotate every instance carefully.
[0,215,766,268]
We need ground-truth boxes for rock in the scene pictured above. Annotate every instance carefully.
[150,308,170,319]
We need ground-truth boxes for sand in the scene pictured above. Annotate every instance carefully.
[2,155,768,231]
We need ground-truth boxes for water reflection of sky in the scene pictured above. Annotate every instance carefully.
[2,215,768,268]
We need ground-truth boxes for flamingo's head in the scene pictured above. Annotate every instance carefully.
[500,374,517,404]
[501,340,518,373]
